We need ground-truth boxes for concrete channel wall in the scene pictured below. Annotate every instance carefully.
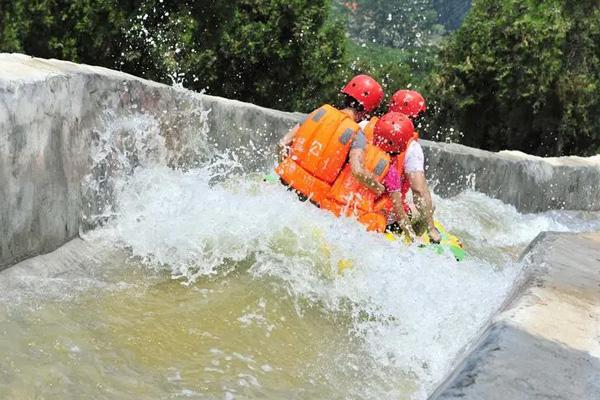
[0,54,299,269]
[424,142,600,213]
[2,53,600,269]
[430,232,600,400]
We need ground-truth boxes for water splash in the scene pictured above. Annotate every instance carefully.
[82,160,524,396]
[75,113,600,398]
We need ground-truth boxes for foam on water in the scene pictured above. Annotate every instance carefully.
[81,163,516,396]
[77,113,600,399]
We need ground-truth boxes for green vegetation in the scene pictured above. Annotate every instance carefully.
[433,0,471,31]
[0,0,347,111]
[332,0,443,112]
[121,0,348,111]
[335,0,444,49]
[430,0,600,156]
[0,0,129,66]
[2,0,599,155]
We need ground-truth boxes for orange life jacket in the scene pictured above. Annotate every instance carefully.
[321,133,420,233]
[362,116,378,143]
[320,144,391,232]
[275,105,360,204]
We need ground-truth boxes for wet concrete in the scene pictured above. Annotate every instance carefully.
[430,232,600,399]
[424,142,600,213]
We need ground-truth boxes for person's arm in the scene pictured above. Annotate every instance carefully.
[406,171,441,243]
[349,148,385,196]
[277,123,299,160]
[389,191,417,242]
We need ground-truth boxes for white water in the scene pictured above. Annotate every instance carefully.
[73,112,600,398]
[2,110,598,399]
[89,162,600,396]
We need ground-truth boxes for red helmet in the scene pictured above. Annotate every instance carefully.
[373,112,416,153]
[341,74,384,113]
[389,90,426,118]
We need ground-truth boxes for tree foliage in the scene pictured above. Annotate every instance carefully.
[429,0,600,156]
[331,0,444,114]
[0,0,347,112]
[0,0,130,66]
[336,0,444,49]
[122,0,347,111]
[432,0,471,31]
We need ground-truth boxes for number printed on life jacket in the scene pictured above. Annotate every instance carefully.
[309,141,323,157]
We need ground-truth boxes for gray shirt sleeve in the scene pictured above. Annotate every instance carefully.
[351,130,367,150]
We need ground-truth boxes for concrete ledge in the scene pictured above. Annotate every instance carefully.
[423,142,600,213]
[430,232,600,399]
[0,238,132,303]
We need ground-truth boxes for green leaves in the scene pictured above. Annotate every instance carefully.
[430,0,600,156]
[340,0,444,49]
[0,0,346,112]
[0,0,130,63]
[207,0,346,111]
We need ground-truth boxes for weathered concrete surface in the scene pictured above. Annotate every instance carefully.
[0,238,131,303]
[430,232,600,400]
[424,141,600,213]
[0,53,299,269]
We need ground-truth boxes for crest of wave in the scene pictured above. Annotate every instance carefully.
[81,106,212,229]
[87,159,527,398]
[78,108,596,397]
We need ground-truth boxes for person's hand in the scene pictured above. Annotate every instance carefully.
[428,226,441,244]
[277,142,290,161]
[399,221,418,245]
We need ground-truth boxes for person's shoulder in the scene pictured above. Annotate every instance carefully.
[407,140,423,155]
[300,104,335,124]
[409,139,422,149]
[404,140,424,172]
